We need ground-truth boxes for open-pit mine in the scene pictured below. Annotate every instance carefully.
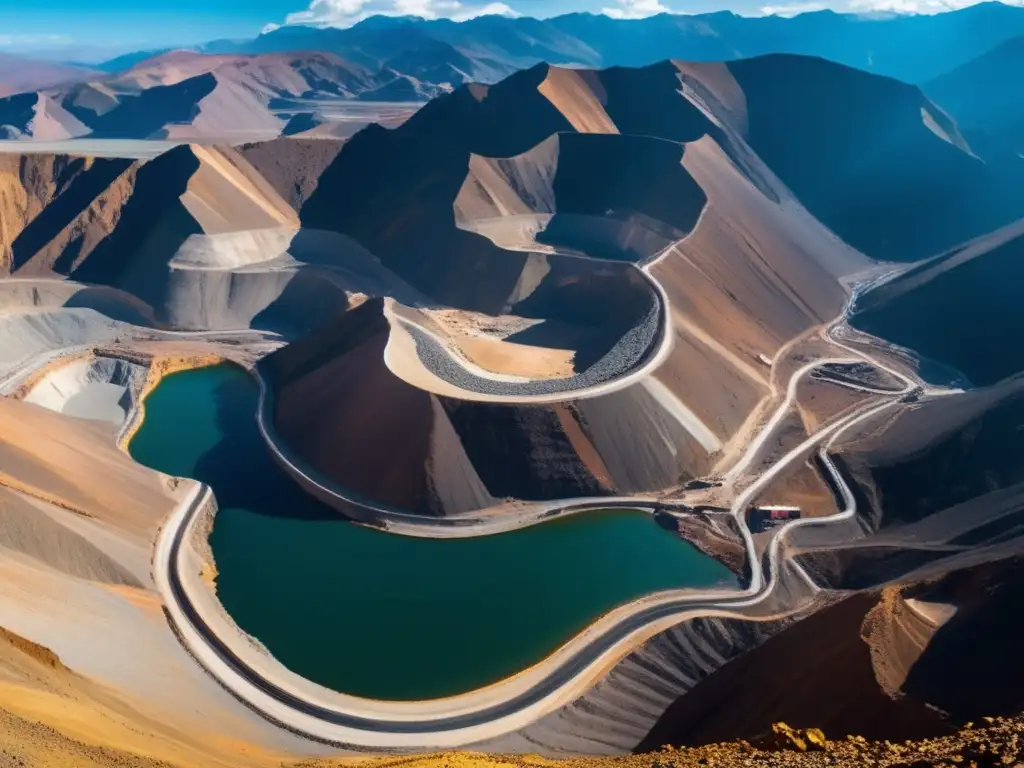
[1,42,1023,768]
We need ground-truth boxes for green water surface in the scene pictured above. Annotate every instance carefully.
[130,363,736,700]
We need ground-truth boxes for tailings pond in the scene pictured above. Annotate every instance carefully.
[130,363,737,700]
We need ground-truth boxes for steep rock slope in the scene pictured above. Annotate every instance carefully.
[0,145,331,331]
[640,556,1024,751]
[0,92,91,140]
[0,143,420,334]
[728,54,1024,262]
[236,137,346,210]
[0,153,116,270]
[7,143,294,279]
[851,219,1024,387]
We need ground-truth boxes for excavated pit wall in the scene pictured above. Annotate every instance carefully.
[403,298,661,398]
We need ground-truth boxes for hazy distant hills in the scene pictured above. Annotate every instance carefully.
[0,53,99,98]
[2,5,1024,141]
[201,3,1024,86]
[0,50,428,141]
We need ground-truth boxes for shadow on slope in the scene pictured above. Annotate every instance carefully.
[87,73,217,138]
[508,258,657,370]
[301,121,528,313]
[0,93,37,135]
[902,557,1024,719]
[10,158,135,272]
[852,226,1024,387]
[193,370,339,522]
[636,592,953,750]
[552,133,704,232]
[925,36,1024,153]
[729,54,1024,262]
[68,145,202,311]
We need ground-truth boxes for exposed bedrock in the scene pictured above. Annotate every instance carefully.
[436,399,610,501]
[25,146,202,285]
[264,299,717,516]
[236,137,345,211]
[4,145,372,334]
[406,60,718,157]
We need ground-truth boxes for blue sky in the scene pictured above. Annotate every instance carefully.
[0,0,1008,59]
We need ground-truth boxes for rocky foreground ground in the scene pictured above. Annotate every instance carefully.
[2,712,1021,768]
[309,719,1024,768]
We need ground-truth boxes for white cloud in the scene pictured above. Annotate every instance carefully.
[271,0,517,30]
[601,0,672,18]
[847,0,1023,12]
[759,1,827,15]
[452,2,519,20]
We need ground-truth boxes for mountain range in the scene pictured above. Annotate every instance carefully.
[212,3,1024,85]
[4,4,1024,142]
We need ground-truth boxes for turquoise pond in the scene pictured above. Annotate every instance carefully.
[130,363,736,700]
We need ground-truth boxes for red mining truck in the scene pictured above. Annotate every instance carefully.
[749,505,801,533]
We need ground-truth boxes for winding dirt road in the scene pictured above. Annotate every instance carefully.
[147,286,934,748]
[0,276,935,748]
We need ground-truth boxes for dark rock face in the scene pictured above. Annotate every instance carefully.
[301,122,527,314]
[868,394,1024,525]
[730,55,1024,263]
[853,232,1024,388]
[439,398,609,501]
[90,73,218,138]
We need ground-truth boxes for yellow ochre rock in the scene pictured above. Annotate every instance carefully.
[754,723,828,752]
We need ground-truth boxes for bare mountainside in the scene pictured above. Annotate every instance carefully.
[267,55,1024,518]
[0,50,424,141]
[1,50,1024,765]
